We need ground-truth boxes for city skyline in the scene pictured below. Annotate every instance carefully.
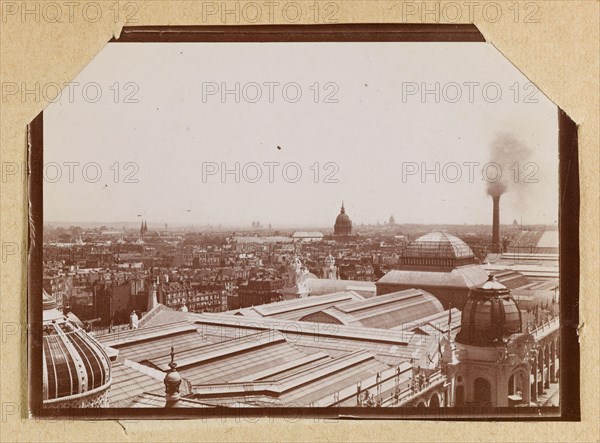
[36,33,564,415]
[44,215,557,232]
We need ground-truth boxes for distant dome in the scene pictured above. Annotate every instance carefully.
[404,231,474,260]
[335,212,351,227]
[334,202,352,235]
[43,290,111,407]
[456,275,522,347]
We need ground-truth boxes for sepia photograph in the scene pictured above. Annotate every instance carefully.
[29,25,575,419]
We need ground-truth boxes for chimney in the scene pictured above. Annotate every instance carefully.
[492,195,501,253]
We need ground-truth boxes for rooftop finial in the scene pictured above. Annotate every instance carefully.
[169,346,177,370]
[164,346,182,407]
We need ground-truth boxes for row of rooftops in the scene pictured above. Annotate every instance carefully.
[90,233,558,407]
[44,228,560,408]
[229,288,445,329]
[97,285,462,407]
[95,257,558,407]
[101,312,435,407]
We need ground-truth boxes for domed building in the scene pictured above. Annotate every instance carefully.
[334,202,352,236]
[376,231,489,309]
[442,275,536,407]
[42,289,112,408]
[401,231,476,269]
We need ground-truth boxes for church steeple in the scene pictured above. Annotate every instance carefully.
[140,221,148,234]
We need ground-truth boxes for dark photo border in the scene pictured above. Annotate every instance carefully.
[27,24,580,421]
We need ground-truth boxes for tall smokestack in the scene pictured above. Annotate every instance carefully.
[492,195,501,253]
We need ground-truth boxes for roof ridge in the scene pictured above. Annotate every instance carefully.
[152,331,287,370]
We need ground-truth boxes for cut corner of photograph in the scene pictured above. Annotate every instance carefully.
[27,24,578,422]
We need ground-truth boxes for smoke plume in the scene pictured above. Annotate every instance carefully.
[486,133,533,199]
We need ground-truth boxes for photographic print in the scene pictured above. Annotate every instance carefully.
[29,25,576,419]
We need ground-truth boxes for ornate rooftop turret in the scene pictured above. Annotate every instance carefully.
[148,277,159,311]
[455,275,522,347]
[325,253,335,267]
[322,252,338,280]
[282,256,309,298]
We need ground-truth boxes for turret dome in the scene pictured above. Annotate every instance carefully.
[455,275,522,347]
[42,290,112,407]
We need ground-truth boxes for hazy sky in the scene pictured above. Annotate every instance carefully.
[44,42,558,228]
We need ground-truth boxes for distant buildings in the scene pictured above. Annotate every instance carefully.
[506,230,559,255]
[42,275,70,310]
[292,231,324,242]
[236,277,285,309]
[41,208,561,411]
[92,279,141,325]
[157,279,221,313]
[483,230,559,283]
